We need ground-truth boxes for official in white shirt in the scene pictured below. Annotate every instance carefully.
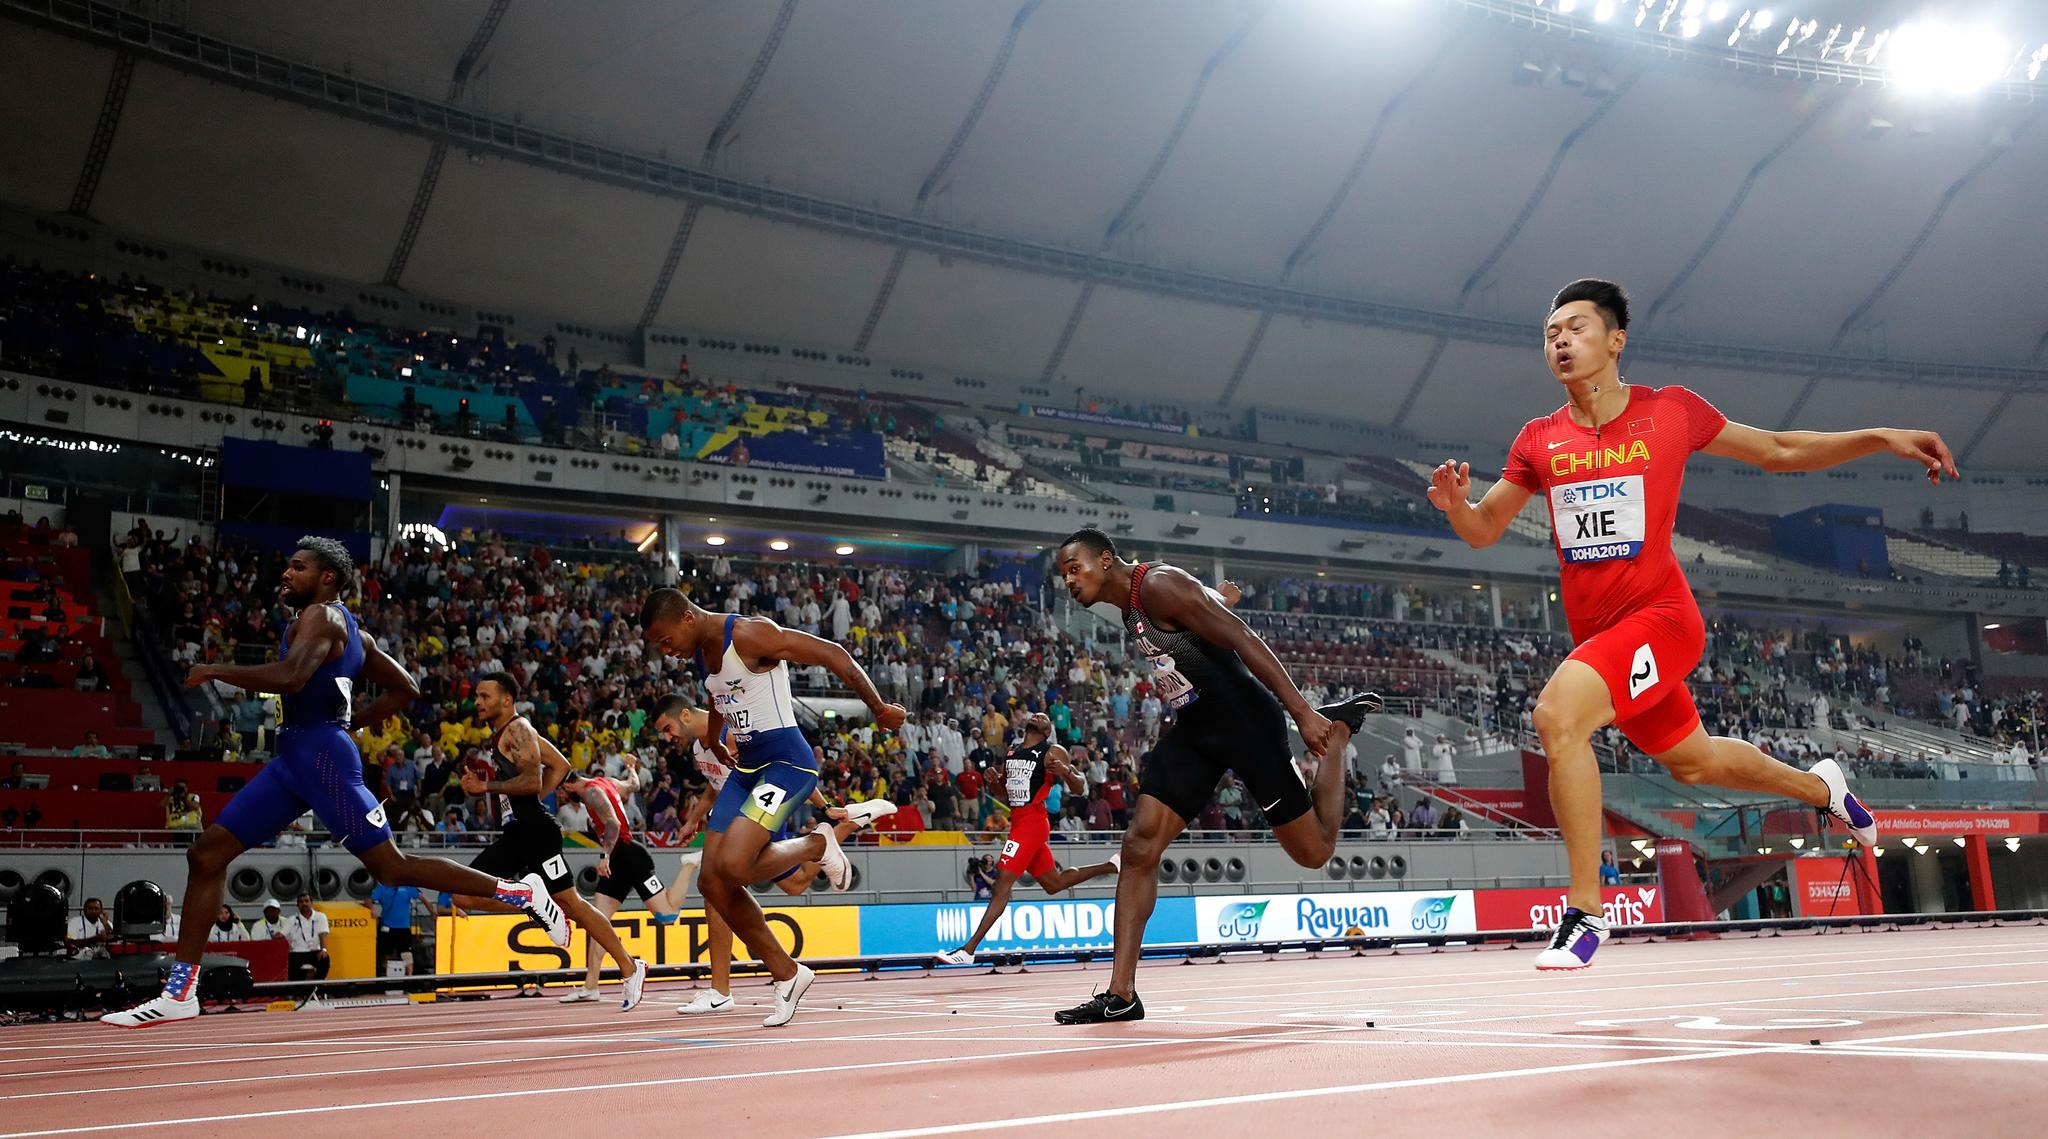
[282,894,330,980]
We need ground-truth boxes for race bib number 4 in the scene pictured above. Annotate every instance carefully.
[1550,474,1646,563]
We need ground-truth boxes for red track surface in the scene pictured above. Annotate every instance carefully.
[3,924,2046,1138]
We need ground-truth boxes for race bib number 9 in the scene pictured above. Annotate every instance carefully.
[1550,475,1646,563]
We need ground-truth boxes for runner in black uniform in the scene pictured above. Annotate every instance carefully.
[1050,528,1381,1024]
[453,672,651,1012]
[936,712,1120,965]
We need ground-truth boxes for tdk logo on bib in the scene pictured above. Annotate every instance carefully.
[1551,475,1646,563]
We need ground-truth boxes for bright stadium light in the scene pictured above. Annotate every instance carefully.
[1594,0,1615,21]
[835,544,856,556]
[706,535,727,546]
[1888,22,2010,93]
[1752,9,1772,33]
[1707,1,1728,21]
[769,539,790,551]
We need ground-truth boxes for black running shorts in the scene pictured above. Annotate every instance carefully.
[469,817,575,895]
[594,838,664,903]
[1138,694,1311,827]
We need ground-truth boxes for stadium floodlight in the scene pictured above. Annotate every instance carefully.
[1594,0,1614,21]
[2007,837,2022,852]
[1682,15,1702,36]
[1707,1,1727,21]
[1953,836,1968,848]
[1751,9,1771,34]
[1888,22,2009,94]
[706,535,727,546]
[834,544,856,556]
[1558,0,1577,13]
[769,539,790,551]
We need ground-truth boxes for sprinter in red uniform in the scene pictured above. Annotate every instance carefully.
[1428,278,1955,970]
[935,712,1119,966]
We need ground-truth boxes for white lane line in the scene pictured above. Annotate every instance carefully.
[0,1037,1213,1137]
[1130,939,2048,1000]
[0,1030,1745,1104]
[810,1046,1786,1139]
[1835,1022,2048,1047]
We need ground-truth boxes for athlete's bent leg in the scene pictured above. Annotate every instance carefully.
[1531,660,1616,915]
[169,826,244,965]
[1272,720,1354,868]
[701,823,798,983]
[555,889,635,978]
[957,870,1022,954]
[1652,726,1828,805]
[774,863,822,896]
[1108,796,1188,1000]
[579,894,625,992]
[1034,857,1118,895]
[357,840,539,900]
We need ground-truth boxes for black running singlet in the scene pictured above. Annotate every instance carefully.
[1002,739,1054,813]
[489,716,554,826]
[1124,562,1269,715]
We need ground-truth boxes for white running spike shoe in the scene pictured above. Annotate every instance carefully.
[814,822,854,890]
[1533,907,1609,971]
[100,993,199,1028]
[1809,757,1878,847]
[676,989,735,1015]
[763,964,815,1028]
[620,959,649,1012]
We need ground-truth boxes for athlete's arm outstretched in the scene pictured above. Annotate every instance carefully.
[1141,566,1336,756]
[732,617,907,730]
[350,641,420,732]
[1426,461,1532,548]
[1701,421,1958,482]
[185,605,339,694]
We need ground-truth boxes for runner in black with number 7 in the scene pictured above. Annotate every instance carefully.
[450,671,651,1011]
[1049,529,1382,1024]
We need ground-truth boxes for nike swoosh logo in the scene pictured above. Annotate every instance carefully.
[1546,440,1568,449]
[1104,1002,1139,1019]
[1262,798,1283,812]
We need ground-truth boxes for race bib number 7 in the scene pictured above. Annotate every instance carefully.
[1550,475,1645,563]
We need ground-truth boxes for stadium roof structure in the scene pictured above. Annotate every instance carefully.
[3,0,2046,468]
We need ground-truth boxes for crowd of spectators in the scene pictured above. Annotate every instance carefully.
[68,518,2048,855]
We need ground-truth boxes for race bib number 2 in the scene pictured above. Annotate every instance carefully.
[1550,475,1646,563]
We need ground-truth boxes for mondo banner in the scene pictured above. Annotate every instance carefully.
[433,906,859,975]
[1194,890,1478,944]
[858,897,1196,956]
[1471,885,1666,932]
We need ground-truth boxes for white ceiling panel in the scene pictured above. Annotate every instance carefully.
[401,158,676,328]
[861,254,1079,378]
[1056,286,1263,407]
[655,208,898,344]
[93,64,431,284]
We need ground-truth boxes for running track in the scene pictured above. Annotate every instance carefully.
[2,924,2044,1137]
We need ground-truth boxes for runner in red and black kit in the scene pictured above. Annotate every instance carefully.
[1429,278,1956,970]
[1050,530,1383,1023]
[555,768,682,1004]
[936,712,1120,966]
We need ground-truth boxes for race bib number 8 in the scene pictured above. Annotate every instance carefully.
[1550,474,1646,563]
